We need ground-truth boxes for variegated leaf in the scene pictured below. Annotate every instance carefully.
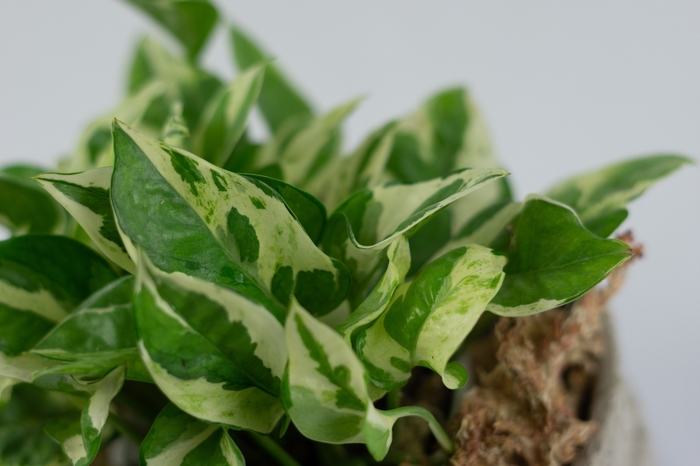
[112,121,349,318]
[140,404,244,466]
[284,302,452,460]
[322,167,507,290]
[33,276,150,383]
[356,245,506,391]
[545,154,692,237]
[124,0,218,60]
[161,101,190,147]
[0,376,19,412]
[67,81,167,172]
[44,366,125,466]
[0,235,118,358]
[35,168,135,273]
[336,235,410,340]
[488,197,632,316]
[134,252,285,433]
[276,98,361,191]
[230,25,313,134]
[242,174,326,244]
[0,165,65,235]
[191,64,265,166]
[127,37,221,131]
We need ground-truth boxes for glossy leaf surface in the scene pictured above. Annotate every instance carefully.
[134,253,285,432]
[111,121,349,318]
[488,197,632,316]
[0,165,64,235]
[356,245,506,390]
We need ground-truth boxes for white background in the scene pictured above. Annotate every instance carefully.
[1,1,698,464]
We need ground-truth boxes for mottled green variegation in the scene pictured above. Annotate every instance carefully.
[140,404,243,466]
[546,154,692,237]
[111,121,349,319]
[4,4,690,464]
[323,167,507,289]
[356,245,506,390]
[134,252,285,432]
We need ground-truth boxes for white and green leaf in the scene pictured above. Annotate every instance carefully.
[322,167,507,288]
[545,154,692,237]
[35,167,135,273]
[230,25,314,134]
[356,245,506,391]
[134,252,285,433]
[140,404,244,466]
[45,365,125,466]
[112,121,349,318]
[488,197,632,316]
[336,235,410,340]
[284,302,452,461]
[191,64,265,166]
[0,235,118,358]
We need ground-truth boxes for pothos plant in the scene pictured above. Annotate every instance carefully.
[0,2,690,465]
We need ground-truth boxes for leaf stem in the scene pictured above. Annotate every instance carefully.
[384,405,454,453]
[108,413,144,445]
[244,432,303,466]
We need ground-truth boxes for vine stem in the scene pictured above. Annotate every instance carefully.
[108,413,144,445]
[244,432,303,466]
[383,405,455,453]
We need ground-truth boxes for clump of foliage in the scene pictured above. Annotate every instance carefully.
[0,2,690,465]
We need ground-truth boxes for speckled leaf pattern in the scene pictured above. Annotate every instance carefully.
[0,235,118,360]
[336,235,410,341]
[134,253,285,433]
[284,302,452,461]
[323,167,507,287]
[111,121,350,318]
[356,245,506,391]
[488,197,632,316]
[140,404,244,466]
[32,277,149,382]
[45,365,125,466]
[192,64,265,166]
[36,168,134,273]
[124,0,218,60]
[0,165,65,235]
[230,25,313,134]
[546,154,692,237]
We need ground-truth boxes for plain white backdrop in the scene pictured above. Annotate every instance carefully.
[1,1,698,464]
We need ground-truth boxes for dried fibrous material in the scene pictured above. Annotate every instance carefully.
[450,233,641,466]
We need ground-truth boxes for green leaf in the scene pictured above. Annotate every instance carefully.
[230,25,313,134]
[0,235,118,357]
[488,197,632,316]
[161,101,190,147]
[68,81,168,171]
[0,165,64,235]
[32,277,150,383]
[242,174,326,244]
[336,235,410,341]
[44,366,125,466]
[111,121,349,318]
[545,154,692,237]
[192,64,265,166]
[323,167,508,288]
[283,302,452,460]
[126,37,222,131]
[356,245,506,390]
[124,0,218,61]
[0,384,73,466]
[140,404,244,466]
[35,167,135,273]
[134,252,285,433]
